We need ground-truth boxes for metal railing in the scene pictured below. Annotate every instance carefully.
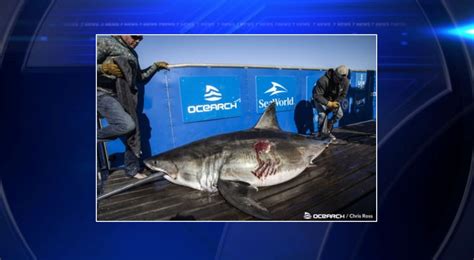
[168,63,369,72]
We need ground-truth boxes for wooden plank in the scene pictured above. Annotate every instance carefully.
[99,187,212,220]
[263,145,375,206]
[341,120,376,133]
[293,175,376,220]
[270,162,375,220]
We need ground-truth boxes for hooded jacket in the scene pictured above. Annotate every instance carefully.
[312,69,349,106]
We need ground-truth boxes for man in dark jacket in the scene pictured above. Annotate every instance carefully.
[312,65,349,140]
[97,35,169,179]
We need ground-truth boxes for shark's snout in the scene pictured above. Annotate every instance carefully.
[144,157,179,179]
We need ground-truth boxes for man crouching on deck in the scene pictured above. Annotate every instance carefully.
[312,65,349,141]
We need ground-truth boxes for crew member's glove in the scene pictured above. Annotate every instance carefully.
[154,61,169,70]
[101,63,123,78]
[327,101,340,109]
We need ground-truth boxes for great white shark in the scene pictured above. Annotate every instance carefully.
[140,103,330,219]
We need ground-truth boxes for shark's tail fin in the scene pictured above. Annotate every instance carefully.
[98,172,164,201]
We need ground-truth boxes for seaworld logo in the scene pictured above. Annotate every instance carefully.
[264,82,288,96]
[204,85,222,102]
[258,97,294,109]
[256,77,296,113]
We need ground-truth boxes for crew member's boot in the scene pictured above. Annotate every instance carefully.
[327,121,336,141]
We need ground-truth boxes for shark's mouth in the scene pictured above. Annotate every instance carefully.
[144,159,178,179]
[153,168,178,180]
[152,167,169,174]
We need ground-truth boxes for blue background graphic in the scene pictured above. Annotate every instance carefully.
[0,0,473,259]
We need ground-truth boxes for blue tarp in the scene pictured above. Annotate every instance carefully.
[104,66,375,158]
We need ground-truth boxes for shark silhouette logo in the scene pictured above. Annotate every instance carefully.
[204,85,222,102]
[264,82,288,96]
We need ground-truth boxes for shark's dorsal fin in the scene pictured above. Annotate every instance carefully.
[253,102,281,131]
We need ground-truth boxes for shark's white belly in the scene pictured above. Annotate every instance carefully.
[220,154,309,188]
[251,166,307,187]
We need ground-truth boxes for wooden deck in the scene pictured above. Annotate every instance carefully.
[97,121,376,221]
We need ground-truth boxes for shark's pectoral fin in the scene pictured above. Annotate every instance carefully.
[217,179,272,220]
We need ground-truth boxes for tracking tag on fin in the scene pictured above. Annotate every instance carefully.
[218,179,272,220]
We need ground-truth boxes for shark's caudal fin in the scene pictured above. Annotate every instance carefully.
[97,172,164,201]
[253,102,281,131]
[218,179,272,220]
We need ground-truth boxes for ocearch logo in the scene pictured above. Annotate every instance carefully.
[204,85,222,101]
[187,84,240,114]
[303,212,345,220]
[264,82,288,96]
[180,76,241,122]
[187,99,240,114]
